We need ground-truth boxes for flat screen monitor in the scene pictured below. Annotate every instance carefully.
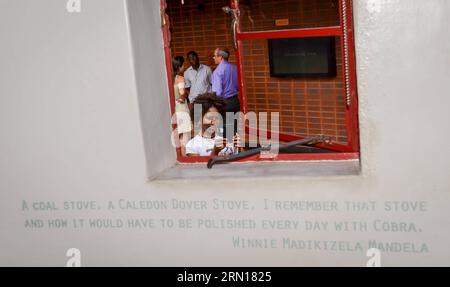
[268,37,337,77]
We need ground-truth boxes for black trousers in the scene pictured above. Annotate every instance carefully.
[223,95,241,141]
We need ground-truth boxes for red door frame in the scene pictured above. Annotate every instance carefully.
[161,0,360,164]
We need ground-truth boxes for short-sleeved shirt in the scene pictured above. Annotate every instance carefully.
[185,135,215,156]
[184,64,212,102]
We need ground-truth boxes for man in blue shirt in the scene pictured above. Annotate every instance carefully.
[212,47,240,139]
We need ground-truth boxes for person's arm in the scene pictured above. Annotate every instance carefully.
[176,81,188,103]
[206,67,213,90]
[212,136,226,156]
[211,70,223,97]
[234,133,245,153]
[183,70,192,95]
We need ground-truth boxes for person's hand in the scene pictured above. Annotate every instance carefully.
[214,136,226,148]
[176,98,185,104]
[233,133,243,148]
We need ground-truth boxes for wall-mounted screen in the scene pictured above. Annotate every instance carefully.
[268,37,337,77]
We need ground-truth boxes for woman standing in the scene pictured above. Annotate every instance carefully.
[173,56,191,156]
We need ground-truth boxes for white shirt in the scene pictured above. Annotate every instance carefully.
[185,135,215,156]
[184,64,212,102]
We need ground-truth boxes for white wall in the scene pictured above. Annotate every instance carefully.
[0,0,449,266]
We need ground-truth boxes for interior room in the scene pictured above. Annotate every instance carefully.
[164,0,358,162]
